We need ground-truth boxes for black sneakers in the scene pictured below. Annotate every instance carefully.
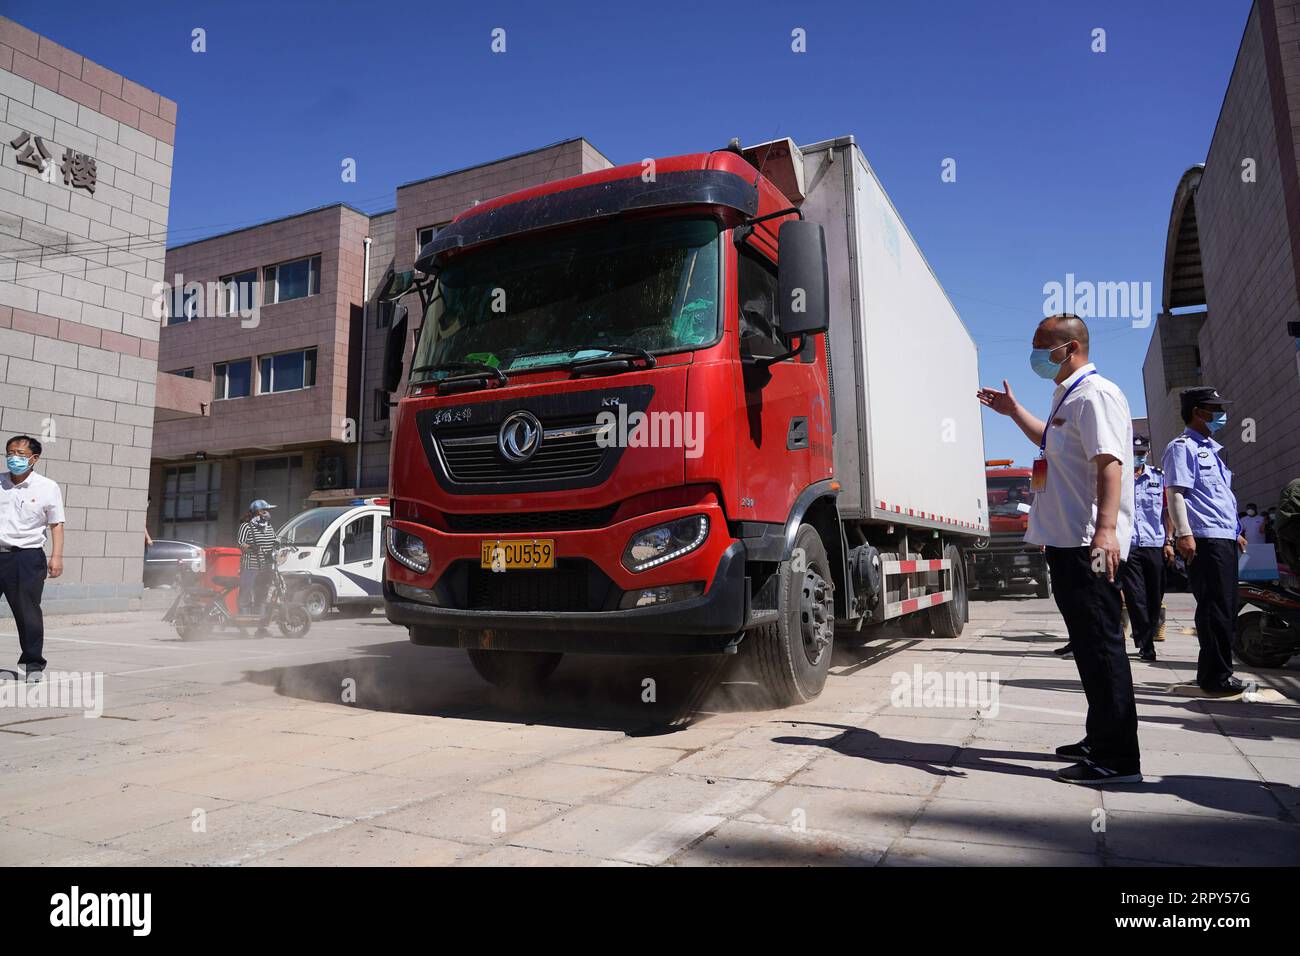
[1055,739,1091,760]
[1200,676,1246,696]
[1139,649,1157,662]
[1052,644,1074,658]
[1057,759,1142,785]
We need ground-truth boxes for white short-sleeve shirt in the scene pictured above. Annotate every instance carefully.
[1024,363,1135,560]
[0,471,66,549]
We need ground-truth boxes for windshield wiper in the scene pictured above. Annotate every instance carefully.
[410,361,509,391]
[562,344,656,377]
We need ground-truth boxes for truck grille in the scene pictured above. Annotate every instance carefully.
[443,506,618,533]
[466,563,602,611]
[437,414,605,484]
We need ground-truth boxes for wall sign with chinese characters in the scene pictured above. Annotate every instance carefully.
[8,131,97,194]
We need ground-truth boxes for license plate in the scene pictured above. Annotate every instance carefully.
[1014,555,1031,566]
[481,539,555,570]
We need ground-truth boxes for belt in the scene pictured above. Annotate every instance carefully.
[0,545,40,552]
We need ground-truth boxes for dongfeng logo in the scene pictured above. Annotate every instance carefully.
[974,537,990,550]
[498,411,542,464]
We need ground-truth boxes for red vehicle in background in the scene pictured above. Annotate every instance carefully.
[966,460,1051,599]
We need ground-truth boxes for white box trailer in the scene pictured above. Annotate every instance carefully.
[745,136,988,624]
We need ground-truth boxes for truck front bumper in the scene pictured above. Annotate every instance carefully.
[384,540,750,655]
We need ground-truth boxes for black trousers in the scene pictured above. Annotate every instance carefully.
[0,548,47,671]
[1045,546,1140,769]
[1121,546,1166,654]
[1188,537,1238,689]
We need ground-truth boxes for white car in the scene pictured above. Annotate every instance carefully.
[276,499,388,620]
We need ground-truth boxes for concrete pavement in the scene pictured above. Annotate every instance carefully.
[1,592,1298,866]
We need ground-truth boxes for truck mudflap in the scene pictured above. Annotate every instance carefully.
[385,541,750,655]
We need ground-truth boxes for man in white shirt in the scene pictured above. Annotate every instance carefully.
[978,315,1140,785]
[0,435,65,681]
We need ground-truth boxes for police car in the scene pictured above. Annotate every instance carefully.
[275,498,388,619]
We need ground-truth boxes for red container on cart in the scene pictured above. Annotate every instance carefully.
[201,546,243,615]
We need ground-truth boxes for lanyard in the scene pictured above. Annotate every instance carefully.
[1039,370,1097,454]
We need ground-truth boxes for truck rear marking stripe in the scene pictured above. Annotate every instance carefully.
[884,559,951,574]
[883,589,953,619]
[878,502,984,532]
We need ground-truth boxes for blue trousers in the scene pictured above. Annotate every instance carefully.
[0,548,47,671]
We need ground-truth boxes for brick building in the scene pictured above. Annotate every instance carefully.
[0,16,202,613]
[1143,0,1300,508]
[150,139,612,544]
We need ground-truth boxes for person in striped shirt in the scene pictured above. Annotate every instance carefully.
[237,499,279,629]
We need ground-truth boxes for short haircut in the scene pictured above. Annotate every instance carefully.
[6,435,41,456]
[1039,313,1090,354]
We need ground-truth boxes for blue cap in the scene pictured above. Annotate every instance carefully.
[249,499,276,511]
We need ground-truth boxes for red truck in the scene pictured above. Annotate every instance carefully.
[378,136,988,705]
[965,460,1051,598]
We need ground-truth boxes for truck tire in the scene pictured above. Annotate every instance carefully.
[929,544,966,638]
[1232,612,1293,669]
[303,584,332,620]
[743,524,835,706]
[467,649,563,690]
[1035,563,1052,599]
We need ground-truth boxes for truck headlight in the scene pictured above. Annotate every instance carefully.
[387,526,430,573]
[621,515,709,573]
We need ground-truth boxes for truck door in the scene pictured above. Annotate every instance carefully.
[733,244,823,522]
[333,513,380,598]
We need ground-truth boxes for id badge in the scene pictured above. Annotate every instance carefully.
[1031,455,1048,492]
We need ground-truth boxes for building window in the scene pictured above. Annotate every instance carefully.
[377,299,393,329]
[167,286,198,325]
[374,388,390,421]
[262,255,321,305]
[220,269,258,315]
[214,358,252,399]
[417,226,438,253]
[259,348,317,394]
[171,368,195,378]
[161,462,221,544]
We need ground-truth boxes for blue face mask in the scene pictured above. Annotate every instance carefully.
[6,454,30,474]
[1134,455,1147,469]
[1030,344,1067,379]
[1205,411,1228,433]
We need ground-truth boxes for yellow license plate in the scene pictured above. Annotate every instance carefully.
[480,539,555,570]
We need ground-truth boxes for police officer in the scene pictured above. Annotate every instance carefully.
[1121,436,1169,662]
[1160,387,1248,695]
[979,314,1141,785]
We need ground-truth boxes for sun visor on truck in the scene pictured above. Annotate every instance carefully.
[415,169,760,274]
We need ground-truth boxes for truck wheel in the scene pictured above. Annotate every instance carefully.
[1035,564,1052,599]
[744,524,835,706]
[467,649,562,689]
[1233,612,1292,669]
[929,544,966,638]
[303,584,331,620]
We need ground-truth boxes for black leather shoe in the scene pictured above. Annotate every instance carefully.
[1139,649,1157,662]
[1052,644,1074,658]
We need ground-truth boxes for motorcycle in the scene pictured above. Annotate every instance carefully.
[163,544,312,640]
[1234,579,1300,669]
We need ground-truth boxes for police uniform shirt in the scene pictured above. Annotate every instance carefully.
[1160,428,1238,540]
[1131,466,1166,548]
[1024,363,1136,560]
[0,471,66,548]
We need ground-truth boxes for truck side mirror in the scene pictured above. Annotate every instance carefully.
[382,306,408,394]
[777,220,830,337]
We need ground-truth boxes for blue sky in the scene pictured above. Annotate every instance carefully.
[11,0,1250,460]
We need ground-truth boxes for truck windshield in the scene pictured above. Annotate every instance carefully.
[987,476,1034,515]
[410,217,720,383]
